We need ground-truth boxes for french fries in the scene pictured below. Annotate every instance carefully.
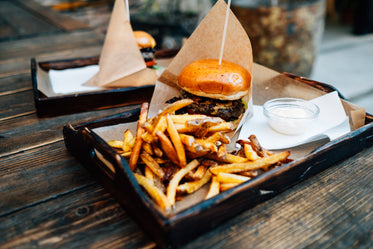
[108,101,292,211]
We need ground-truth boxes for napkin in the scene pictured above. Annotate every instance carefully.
[84,0,157,88]
[49,65,101,94]
[238,91,350,150]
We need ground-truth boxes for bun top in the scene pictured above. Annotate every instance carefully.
[133,31,156,49]
[177,59,251,100]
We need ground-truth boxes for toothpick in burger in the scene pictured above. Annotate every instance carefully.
[134,31,157,67]
[167,58,251,127]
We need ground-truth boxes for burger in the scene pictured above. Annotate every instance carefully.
[133,31,157,67]
[168,58,252,125]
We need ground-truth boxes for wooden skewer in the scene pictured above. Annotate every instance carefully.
[218,0,231,65]
[125,0,130,22]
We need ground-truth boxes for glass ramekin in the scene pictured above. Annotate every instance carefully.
[263,98,320,135]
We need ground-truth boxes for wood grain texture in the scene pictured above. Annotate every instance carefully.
[0,1,58,40]
[0,184,154,249]
[0,104,139,156]
[13,0,91,31]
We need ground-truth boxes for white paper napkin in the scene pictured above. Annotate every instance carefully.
[49,65,102,94]
[238,91,350,150]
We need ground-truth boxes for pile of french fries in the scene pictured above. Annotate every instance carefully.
[108,100,291,211]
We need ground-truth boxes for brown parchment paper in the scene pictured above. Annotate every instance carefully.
[85,0,157,88]
[158,0,253,88]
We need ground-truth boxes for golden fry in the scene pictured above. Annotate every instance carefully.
[156,131,179,165]
[216,172,251,184]
[210,151,291,175]
[220,182,239,191]
[177,170,212,194]
[205,176,220,199]
[166,114,187,167]
[144,166,154,182]
[140,151,165,179]
[134,173,171,211]
[122,129,135,152]
[108,140,123,149]
[129,102,148,171]
[244,143,260,161]
[142,142,154,155]
[223,153,248,163]
[167,159,200,206]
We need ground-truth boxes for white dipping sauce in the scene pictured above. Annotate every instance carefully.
[267,106,313,135]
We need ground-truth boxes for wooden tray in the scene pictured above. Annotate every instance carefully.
[31,49,178,117]
[63,72,373,249]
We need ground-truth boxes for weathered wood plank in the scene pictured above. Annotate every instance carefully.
[0,73,32,96]
[0,104,139,155]
[0,1,58,40]
[14,0,91,31]
[0,30,104,61]
[0,46,102,78]
[0,90,35,121]
[0,141,94,216]
[0,183,154,249]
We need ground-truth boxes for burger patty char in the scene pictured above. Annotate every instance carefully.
[167,90,245,121]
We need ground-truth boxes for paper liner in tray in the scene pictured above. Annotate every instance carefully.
[63,65,373,249]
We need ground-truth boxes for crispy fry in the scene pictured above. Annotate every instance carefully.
[220,182,239,191]
[207,122,234,133]
[108,140,123,149]
[122,129,135,152]
[120,151,131,158]
[140,151,165,179]
[205,176,220,199]
[210,151,291,175]
[142,142,154,155]
[205,132,230,144]
[134,173,171,211]
[216,144,227,159]
[144,166,154,181]
[129,102,148,171]
[189,165,207,180]
[166,114,187,167]
[216,172,251,183]
[177,170,212,194]
[169,114,207,123]
[156,131,179,165]
[167,159,200,205]
[152,115,168,135]
[223,153,248,163]
[146,99,194,133]
[244,143,260,161]
[248,135,272,157]
[152,142,163,158]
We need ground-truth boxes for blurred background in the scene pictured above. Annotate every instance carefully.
[21,0,373,112]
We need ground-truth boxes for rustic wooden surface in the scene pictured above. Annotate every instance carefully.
[0,1,372,248]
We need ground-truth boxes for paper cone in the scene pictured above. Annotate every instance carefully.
[158,0,253,89]
[85,0,157,87]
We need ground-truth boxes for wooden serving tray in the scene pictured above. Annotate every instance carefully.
[63,70,373,249]
[31,49,178,117]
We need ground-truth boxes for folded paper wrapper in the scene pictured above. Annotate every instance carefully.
[83,0,157,88]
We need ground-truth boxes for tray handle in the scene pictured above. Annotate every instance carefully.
[282,72,347,100]
[64,124,129,180]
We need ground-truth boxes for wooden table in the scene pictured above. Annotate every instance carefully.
[1,1,372,248]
